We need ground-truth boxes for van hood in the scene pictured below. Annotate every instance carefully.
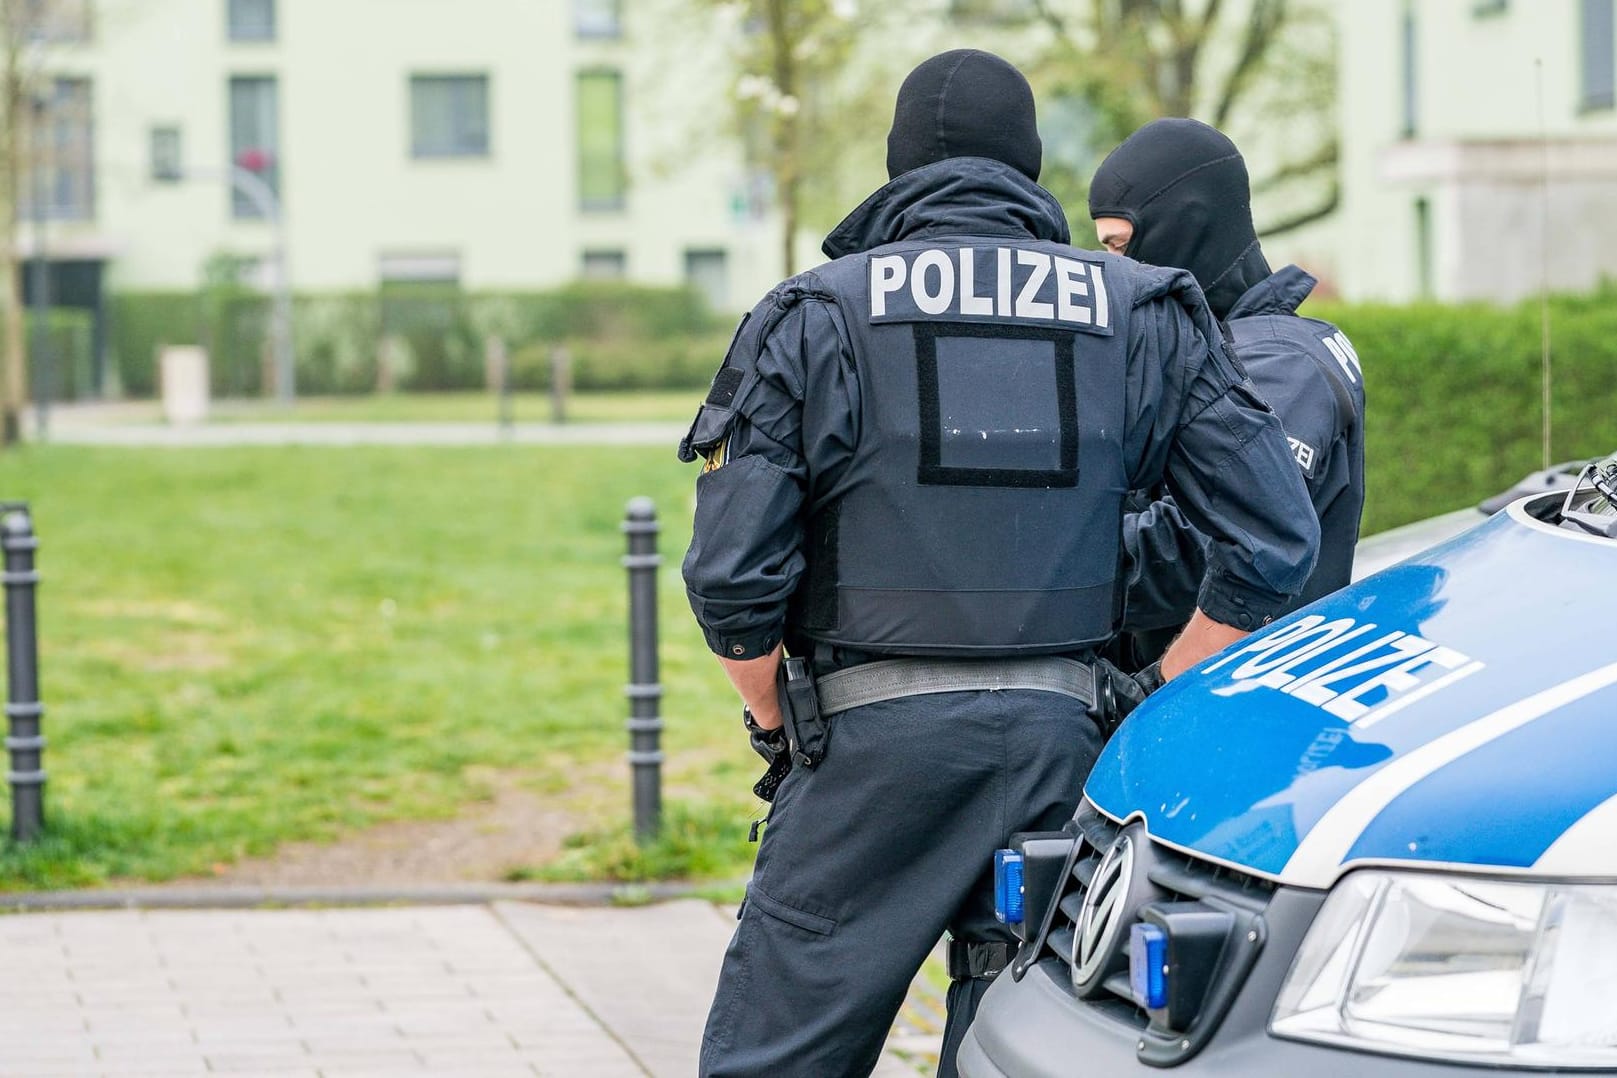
[1085,497,1617,889]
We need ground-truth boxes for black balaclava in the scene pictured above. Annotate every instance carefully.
[1088,118,1270,319]
[887,50,1042,182]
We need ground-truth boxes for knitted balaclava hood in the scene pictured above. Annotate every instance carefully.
[886,49,1042,182]
[1088,118,1271,319]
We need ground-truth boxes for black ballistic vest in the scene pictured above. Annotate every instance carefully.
[794,239,1133,656]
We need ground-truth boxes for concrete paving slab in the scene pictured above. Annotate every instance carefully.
[0,899,943,1076]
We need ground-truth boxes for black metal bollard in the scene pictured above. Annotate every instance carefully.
[622,497,662,843]
[1,505,44,842]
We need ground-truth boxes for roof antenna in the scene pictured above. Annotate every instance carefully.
[1536,57,1553,471]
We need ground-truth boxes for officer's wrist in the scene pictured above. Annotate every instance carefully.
[743,703,784,732]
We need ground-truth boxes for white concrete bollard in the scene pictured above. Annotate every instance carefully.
[159,346,210,426]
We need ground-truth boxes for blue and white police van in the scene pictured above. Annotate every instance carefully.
[959,452,1617,1076]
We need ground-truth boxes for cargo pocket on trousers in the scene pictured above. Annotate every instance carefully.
[748,884,837,936]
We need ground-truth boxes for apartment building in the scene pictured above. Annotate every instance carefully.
[1336,0,1617,302]
[20,0,783,317]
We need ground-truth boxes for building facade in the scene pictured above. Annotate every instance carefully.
[1336,0,1617,302]
[22,0,784,315]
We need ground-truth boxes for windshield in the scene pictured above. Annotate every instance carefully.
[1559,451,1617,538]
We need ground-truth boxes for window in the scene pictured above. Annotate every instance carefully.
[23,0,90,42]
[229,76,279,218]
[574,0,622,38]
[33,78,95,220]
[1400,1,1418,138]
[228,0,275,42]
[1582,0,1616,111]
[411,75,490,159]
[577,69,625,210]
[581,250,626,279]
[150,125,183,182]
[378,252,461,284]
[684,249,729,312]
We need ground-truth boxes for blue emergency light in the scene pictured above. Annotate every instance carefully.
[993,849,1024,925]
[1129,922,1169,1010]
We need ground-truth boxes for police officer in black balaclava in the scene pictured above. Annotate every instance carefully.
[1088,118,1367,669]
[684,60,1318,1077]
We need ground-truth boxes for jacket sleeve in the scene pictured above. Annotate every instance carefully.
[1121,494,1208,632]
[680,295,857,659]
[1124,289,1321,630]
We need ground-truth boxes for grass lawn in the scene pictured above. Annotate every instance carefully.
[0,445,760,891]
[209,390,705,425]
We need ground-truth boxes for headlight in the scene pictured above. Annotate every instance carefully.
[1271,870,1617,1068]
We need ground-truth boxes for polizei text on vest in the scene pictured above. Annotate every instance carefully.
[868,246,1112,332]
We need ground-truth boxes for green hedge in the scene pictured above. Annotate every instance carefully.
[1310,286,1617,533]
[111,281,728,397]
[104,280,1617,536]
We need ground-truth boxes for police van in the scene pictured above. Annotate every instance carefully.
[959,452,1617,1076]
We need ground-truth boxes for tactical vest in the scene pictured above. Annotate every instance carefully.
[684,240,1140,657]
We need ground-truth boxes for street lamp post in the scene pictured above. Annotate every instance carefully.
[158,157,294,404]
[224,158,293,406]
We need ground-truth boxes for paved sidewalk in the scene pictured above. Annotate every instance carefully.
[0,900,937,1077]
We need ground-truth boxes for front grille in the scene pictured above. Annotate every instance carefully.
[1040,806,1275,1025]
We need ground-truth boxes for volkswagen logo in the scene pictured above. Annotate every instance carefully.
[1072,833,1135,989]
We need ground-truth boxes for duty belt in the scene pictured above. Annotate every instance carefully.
[813,657,1097,717]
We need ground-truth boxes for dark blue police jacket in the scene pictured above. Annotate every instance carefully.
[1121,265,1366,638]
[681,159,1320,663]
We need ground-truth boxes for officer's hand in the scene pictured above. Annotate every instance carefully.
[744,707,792,803]
[1161,610,1248,679]
[744,707,788,764]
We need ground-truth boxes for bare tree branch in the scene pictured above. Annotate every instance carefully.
[1258,180,1340,238]
[1251,140,1339,195]
[1212,0,1288,128]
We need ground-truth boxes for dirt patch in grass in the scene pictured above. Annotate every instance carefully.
[183,772,592,888]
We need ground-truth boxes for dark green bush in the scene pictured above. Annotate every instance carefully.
[1308,286,1617,533]
[110,292,202,396]
[24,308,96,401]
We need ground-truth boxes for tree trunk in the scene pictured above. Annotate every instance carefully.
[0,4,28,445]
[767,0,798,277]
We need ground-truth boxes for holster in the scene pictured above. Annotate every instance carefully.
[1090,657,1149,741]
[778,657,830,769]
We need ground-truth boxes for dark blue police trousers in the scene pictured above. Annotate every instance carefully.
[700,687,1103,1077]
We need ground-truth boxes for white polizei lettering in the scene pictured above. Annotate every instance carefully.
[1322,332,1362,384]
[911,249,955,315]
[1014,250,1055,319]
[1210,619,1380,697]
[1053,256,1092,325]
[870,255,907,318]
[1331,645,1472,719]
[1203,615,1329,674]
[1253,621,1382,689]
[958,248,993,315]
[1089,262,1110,329]
[1226,620,1363,681]
[1315,637,1441,720]
[997,247,1013,316]
[1285,632,1418,707]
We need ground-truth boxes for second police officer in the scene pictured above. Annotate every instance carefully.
[1089,118,1368,672]
[680,52,1320,1078]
